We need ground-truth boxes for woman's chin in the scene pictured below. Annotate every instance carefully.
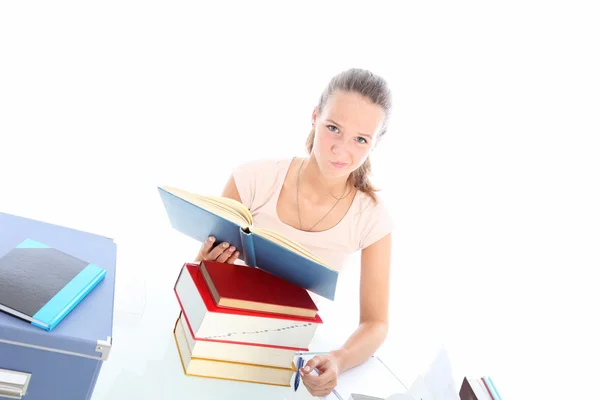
[323,165,352,179]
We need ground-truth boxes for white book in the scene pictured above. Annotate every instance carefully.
[178,311,298,369]
[173,315,295,387]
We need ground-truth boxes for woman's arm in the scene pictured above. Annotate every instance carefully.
[331,232,392,371]
[193,175,243,263]
[300,233,392,396]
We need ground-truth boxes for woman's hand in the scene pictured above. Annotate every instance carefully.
[300,353,341,397]
[194,236,239,264]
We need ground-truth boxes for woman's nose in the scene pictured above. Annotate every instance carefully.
[331,141,349,156]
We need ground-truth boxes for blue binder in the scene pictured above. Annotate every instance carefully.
[0,212,117,400]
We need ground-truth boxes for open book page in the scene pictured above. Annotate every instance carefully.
[159,186,252,227]
[201,196,252,225]
[251,227,331,268]
[292,354,406,400]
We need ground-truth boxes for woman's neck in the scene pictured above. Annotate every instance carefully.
[298,155,352,202]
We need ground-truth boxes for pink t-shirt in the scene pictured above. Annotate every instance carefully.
[232,157,393,272]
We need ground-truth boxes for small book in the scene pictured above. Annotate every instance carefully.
[0,238,107,331]
[174,263,322,351]
[158,185,339,300]
[459,376,502,400]
[199,260,319,318]
[173,314,295,387]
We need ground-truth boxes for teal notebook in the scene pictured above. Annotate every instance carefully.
[157,185,339,300]
[0,238,107,331]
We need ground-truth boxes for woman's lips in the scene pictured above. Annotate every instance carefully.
[331,161,348,168]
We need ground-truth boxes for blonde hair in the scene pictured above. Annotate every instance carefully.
[305,68,392,202]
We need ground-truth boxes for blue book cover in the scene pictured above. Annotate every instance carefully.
[158,185,339,300]
[0,238,107,331]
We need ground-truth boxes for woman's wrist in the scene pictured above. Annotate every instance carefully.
[329,348,349,373]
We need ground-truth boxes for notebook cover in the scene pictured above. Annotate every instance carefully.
[0,238,107,331]
[200,260,318,313]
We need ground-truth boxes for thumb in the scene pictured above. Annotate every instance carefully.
[302,356,325,374]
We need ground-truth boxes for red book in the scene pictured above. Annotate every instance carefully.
[199,260,318,318]
[174,263,322,351]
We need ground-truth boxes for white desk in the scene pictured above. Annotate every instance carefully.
[90,259,407,400]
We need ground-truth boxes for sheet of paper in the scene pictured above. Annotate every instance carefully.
[386,394,420,400]
[293,354,407,400]
[417,347,460,400]
[405,375,435,400]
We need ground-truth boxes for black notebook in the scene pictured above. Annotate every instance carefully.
[0,238,107,331]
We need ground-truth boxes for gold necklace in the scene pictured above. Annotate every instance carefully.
[296,159,351,232]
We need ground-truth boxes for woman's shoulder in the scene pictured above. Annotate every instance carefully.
[231,157,292,211]
[353,190,390,214]
[232,157,292,175]
[352,190,394,249]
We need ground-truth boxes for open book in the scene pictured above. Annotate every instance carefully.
[157,186,339,300]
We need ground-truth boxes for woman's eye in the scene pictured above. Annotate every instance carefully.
[356,137,368,144]
[327,125,339,133]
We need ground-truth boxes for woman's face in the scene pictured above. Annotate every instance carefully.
[312,90,385,179]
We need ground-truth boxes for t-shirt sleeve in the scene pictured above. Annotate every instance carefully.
[231,160,260,212]
[231,158,279,213]
[359,198,394,249]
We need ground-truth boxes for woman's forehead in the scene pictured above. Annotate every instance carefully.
[321,91,385,134]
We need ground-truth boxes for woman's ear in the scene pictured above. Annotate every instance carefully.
[311,107,319,125]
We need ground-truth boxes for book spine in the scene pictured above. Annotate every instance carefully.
[240,228,257,267]
[484,376,502,400]
[31,264,107,331]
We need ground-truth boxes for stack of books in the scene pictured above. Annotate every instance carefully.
[157,185,337,386]
[171,259,323,387]
[459,376,503,400]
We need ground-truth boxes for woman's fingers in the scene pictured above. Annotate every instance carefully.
[196,236,215,261]
[216,244,236,263]
[226,251,240,264]
[207,242,230,261]
[197,237,239,264]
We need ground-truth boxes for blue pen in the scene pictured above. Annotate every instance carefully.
[294,357,304,391]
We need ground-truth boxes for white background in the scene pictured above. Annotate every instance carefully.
[1,1,599,399]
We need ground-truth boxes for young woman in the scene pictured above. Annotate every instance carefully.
[194,68,394,397]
